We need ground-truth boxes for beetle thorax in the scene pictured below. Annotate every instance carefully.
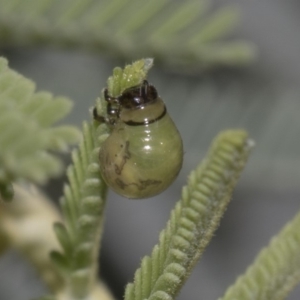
[106,80,167,126]
[119,97,166,126]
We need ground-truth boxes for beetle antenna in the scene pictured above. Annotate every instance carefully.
[141,80,149,99]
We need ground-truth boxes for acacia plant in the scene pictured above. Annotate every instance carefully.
[0,1,300,300]
[0,57,299,300]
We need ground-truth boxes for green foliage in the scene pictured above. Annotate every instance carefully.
[2,55,299,300]
[0,57,80,200]
[124,130,252,300]
[52,58,154,299]
[51,122,108,298]
[0,0,256,72]
[220,208,300,300]
[107,58,153,96]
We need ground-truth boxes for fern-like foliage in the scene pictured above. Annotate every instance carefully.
[0,0,256,72]
[51,58,152,299]
[219,209,300,300]
[124,130,252,300]
[0,57,80,200]
[107,58,153,97]
[51,122,109,298]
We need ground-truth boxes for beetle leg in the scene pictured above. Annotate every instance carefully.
[97,88,120,125]
[104,88,113,102]
[93,107,110,124]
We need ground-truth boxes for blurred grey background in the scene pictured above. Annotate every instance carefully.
[1,0,300,299]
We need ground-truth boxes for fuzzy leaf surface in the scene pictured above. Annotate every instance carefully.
[0,57,80,187]
[219,208,300,300]
[54,58,152,299]
[0,0,256,72]
[125,130,252,300]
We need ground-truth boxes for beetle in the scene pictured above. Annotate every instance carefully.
[93,80,183,199]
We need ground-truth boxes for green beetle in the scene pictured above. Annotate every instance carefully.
[94,80,183,199]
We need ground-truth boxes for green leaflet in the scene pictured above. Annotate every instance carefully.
[53,59,153,299]
[107,58,153,97]
[0,0,256,72]
[219,209,300,300]
[53,121,108,298]
[0,57,80,198]
[124,130,252,300]
[95,58,153,118]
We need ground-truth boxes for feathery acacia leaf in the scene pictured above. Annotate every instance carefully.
[107,58,153,97]
[124,130,252,300]
[219,209,300,300]
[0,57,80,194]
[51,120,109,299]
[53,122,108,289]
[53,59,152,299]
[0,0,256,72]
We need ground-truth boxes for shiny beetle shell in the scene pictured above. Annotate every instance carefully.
[94,80,183,199]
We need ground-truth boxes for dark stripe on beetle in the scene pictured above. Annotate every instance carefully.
[124,106,167,126]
